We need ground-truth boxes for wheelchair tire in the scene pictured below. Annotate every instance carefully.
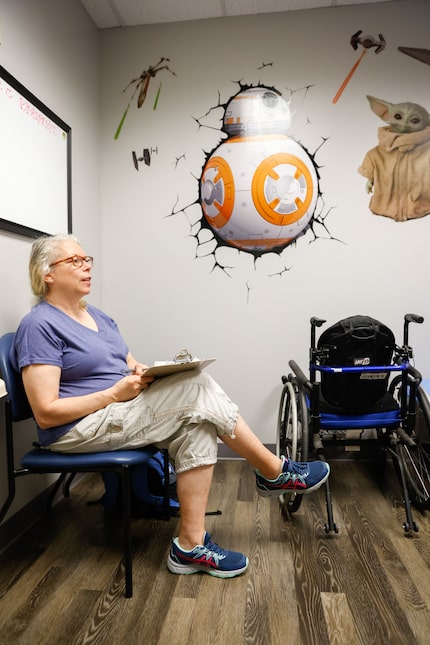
[389,376,430,509]
[276,377,309,514]
[397,442,430,511]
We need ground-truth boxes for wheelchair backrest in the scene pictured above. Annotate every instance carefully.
[317,315,396,413]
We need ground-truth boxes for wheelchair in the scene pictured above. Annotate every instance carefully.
[277,313,430,535]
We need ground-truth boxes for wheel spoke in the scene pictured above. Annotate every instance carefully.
[401,443,430,508]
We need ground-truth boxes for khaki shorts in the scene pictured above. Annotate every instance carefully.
[50,370,238,473]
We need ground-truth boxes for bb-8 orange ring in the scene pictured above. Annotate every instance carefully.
[252,153,315,226]
[200,156,235,229]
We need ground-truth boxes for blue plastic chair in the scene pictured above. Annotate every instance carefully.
[0,332,171,598]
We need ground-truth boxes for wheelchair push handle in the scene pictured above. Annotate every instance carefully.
[310,317,326,348]
[405,313,424,325]
[403,313,424,346]
[310,317,326,327]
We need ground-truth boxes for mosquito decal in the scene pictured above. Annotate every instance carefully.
[114,57,176,139]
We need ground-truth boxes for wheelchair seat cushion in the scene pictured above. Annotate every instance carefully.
[319,390,399,416]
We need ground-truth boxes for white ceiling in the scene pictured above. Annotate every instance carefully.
[80,0,398,29]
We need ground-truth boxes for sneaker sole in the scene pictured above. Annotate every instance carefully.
[167,556,249,578]
[256,467,330,498]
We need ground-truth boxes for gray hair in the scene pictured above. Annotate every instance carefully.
[29,233,80,300]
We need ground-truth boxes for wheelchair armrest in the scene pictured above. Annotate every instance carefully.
[407,365,422,385]
[288,360,312,392]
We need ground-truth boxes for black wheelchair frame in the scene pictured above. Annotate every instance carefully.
[277,313,430,535]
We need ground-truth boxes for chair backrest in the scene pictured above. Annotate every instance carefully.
[0,332,33,422]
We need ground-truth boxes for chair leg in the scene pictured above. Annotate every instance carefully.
[121,464,133,598]
[64,473,77,497]
[46,473,68,510]
[323,475,338,534]
[162,448,171,521]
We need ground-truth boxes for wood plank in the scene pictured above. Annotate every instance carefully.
[320,592,360,645]
[157,597,196,644]
[377,535,430,643]
[0,566,65,642]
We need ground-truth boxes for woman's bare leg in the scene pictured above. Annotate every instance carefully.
[176,464,214,550]
[175,414,282,548]
[221,414,282,479]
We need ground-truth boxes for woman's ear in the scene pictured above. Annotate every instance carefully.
[44,272,54,285]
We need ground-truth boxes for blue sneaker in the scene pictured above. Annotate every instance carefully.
[255,457,330,497]
[167,532,249,578]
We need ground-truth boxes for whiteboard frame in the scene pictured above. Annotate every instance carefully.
[0,65,72,239]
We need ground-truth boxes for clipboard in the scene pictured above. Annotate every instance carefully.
[144,358,216,378]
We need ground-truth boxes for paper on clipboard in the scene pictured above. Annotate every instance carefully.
[144,358,216,378]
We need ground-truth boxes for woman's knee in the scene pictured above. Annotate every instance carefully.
[168,422,218,471]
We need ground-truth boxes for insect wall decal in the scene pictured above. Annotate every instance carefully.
[114,57,176,139]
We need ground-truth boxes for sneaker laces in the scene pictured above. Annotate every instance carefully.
[285,459,309,475]
[279,458,309,484]
[192,538,227,565]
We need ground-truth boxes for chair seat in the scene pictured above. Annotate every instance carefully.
[21,447,157,471]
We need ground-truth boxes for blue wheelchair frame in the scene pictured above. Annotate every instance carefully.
[280,313,430,535]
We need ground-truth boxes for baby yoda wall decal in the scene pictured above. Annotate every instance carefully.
[358,95,430,221]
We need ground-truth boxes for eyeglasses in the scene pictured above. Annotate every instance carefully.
[50,255,94,268]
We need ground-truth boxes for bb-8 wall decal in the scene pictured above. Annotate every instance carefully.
[199,86,319,256]
[170,82,334,274]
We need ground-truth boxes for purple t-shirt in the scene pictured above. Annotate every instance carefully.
[11,301,129,445]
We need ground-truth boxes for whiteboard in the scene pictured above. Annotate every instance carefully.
[0,65,71,238]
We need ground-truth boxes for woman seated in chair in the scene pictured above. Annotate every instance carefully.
[11,234,329,579]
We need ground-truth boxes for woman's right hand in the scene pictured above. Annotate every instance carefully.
[110,372,154,401]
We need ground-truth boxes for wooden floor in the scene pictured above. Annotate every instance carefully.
[1,457,430,644]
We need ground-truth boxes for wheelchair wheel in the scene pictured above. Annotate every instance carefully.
[277,377,309,514]
[389,377,430,509]
[397,442,430,511]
